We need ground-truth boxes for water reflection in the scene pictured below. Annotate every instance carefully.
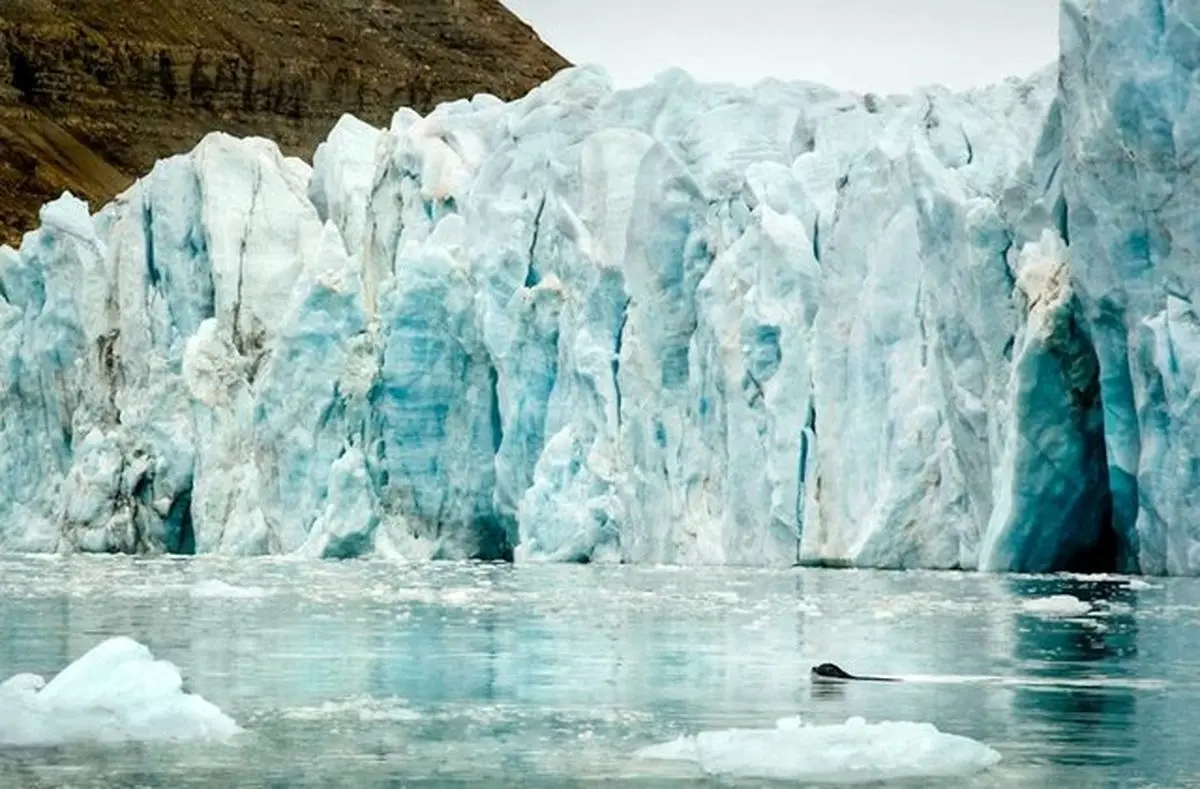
[809,680,848,701]
[0,557,1197,788]
[1006,576,1139,669]
[1005,576,1140,767]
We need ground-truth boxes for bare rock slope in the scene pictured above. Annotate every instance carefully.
[0,0,568,244]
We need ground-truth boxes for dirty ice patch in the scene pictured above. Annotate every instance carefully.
[635,716,1001,784]
[0,636,242,747]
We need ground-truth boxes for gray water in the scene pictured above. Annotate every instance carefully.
[0,555,1198,788]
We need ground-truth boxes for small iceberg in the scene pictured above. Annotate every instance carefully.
[0,636,242,747]
[1019,594,1092,617]
[636,715,1001,783]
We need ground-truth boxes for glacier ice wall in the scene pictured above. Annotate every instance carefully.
[1060,0,1200,575]
[0,0,1193,574]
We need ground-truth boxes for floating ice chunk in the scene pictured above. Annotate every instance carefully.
[1019,594,1092,616]
[636,715,1001,783]
[281,695,421,723]
[0,636,241,747]
[189,579,270,599]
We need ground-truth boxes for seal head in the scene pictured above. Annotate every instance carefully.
[811,662,856,680]
[810,662,899,682]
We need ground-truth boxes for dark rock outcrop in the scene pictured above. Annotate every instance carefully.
[0,0,568,244]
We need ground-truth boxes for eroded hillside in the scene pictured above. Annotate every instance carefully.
[0,0,568,244]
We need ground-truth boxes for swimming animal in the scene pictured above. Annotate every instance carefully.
[811,662,899,682]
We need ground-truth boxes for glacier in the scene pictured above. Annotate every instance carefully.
[0,0,1196,574]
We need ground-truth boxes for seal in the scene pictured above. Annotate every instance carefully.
[811,662,899,682]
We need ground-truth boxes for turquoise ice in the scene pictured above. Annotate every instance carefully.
[0,0,1194,575]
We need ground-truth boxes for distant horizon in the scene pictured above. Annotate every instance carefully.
[500,0,1061,95]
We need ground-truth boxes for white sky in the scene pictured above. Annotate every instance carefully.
[501,0,1061,95]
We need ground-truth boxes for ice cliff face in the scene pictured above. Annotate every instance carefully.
[1060,0,1200,576]
[0,0,1194,574]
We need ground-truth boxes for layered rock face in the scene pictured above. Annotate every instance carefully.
[1,0,1195,575]
[0,0,569,245]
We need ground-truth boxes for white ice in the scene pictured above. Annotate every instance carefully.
[0,0,1194,576]
[189,579,271,599]
[1019,594,1093,617]
[636,715,1002,783]
[0,636,242,747]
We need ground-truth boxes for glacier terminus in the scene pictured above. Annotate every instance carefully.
[1,0,1197,575]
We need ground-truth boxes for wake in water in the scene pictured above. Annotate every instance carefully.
[891,674,1169,691]
[811,662,1168,691]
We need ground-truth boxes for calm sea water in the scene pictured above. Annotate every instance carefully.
[0,555,1198,788]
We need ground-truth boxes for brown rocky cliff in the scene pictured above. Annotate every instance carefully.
[0,0,569,245]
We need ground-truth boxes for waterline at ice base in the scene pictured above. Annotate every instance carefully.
[1,0,1197,576]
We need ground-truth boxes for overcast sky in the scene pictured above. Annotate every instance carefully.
[501,0,1060,95]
